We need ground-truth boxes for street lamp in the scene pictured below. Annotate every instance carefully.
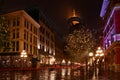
[88,52,94,66]
[96,47,104,56]
[95,47,105,73]
[89,52,93,57]
[20,50,27,68]
[20,50,27,58]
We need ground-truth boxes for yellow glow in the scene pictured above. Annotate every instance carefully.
[44,46,46,52]
[49,49,52,54]
[20,50,27,58]
[53,52,55,55]
[72,20,79,25]
[49,57,55,65]
[95,53,99,57]
[102,59,104,62]
[98,47,101,50]
[68,9,77,18]
[68,61,71,64]
[89,52,93,57]
[37,44,40,49]
[62,59,66,64]
[92,57,95,61]
[73,9,76,17]
[100,53,104,56]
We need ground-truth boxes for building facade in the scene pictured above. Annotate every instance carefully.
[26,8,56,65]
[39,19,55,65]
[0,10,40,67]
[1,10,40,56]
[100,0,120,72]
[0,9,57,66]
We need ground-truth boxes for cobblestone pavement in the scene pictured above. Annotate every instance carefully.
[86,70,120,80]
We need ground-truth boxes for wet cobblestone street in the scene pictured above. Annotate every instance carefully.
[0,67,120,80]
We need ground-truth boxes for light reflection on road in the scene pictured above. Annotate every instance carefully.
[61,68,66,79]
[0,68,83,80]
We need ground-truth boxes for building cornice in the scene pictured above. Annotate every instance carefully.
[103,4,120,33]
[100,0,110,18]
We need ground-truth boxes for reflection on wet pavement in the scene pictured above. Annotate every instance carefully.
[0,67,120,80]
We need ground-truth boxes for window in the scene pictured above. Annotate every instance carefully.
[35,27,37,35]
[13,18,16,26]
[30,24,32,32]
[40,35,42,41]
[27,31,28,41]
[13,33,15,39]
[24,42,26,50]
[24,30,26,40]
[16,41,19,51]
[33,46,35,55]
[35,37,37,45]
[30,34,32,43]
[24,19,26,27]
[40,44,41,49]
[17,17,20,26]
[42,37,44,42]
[40,26,45,34]
[7,20,10,27]
[42,46,44,51]
[30,45,32,54]
[16,29,19,38]
[48,41,49,46]
[40,35,45,43]
[46,40,49,46]
[51,36,54,41]
[16,32,19,38]
[27,22,29,29]
[26,43,28,52]
[12,30,15,39]
[34,27,37,35]
[46,31,48,37]
[40,26,42,32]
[13,17,20,26]
[33,36,37,45]
[33,36,35,44]
[12,41,15,51]
[34,26,35,34]
[51,43,53,48]
[12,29,20,39]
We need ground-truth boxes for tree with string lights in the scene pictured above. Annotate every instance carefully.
[0,16,11,52]
[64,23,97,62]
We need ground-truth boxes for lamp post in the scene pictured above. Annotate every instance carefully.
[95,47,105,76]
[85,52,94,76]
[20,50,27,68]
[88,52,93,66]
[95,47,104,64]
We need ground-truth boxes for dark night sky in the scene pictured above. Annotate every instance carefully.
[0,0,103,37]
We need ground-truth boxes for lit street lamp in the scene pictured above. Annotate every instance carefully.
[95,47,104,63]
[89,52,93,57]
[96,47,104,57]
[88,52,94,66]
[20,50,27,68]
[95,47,105,75]
[20,50,27,58]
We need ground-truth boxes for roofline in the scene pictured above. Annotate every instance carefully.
[103,4,120,33]
[100,0,110,18]
[1,10,40,28]
[21,10,40,28]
